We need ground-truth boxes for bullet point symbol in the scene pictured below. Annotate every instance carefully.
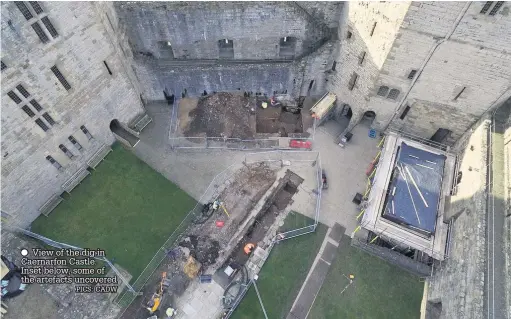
[21,249,28,256]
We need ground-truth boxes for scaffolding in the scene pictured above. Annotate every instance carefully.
[353,131,455,267]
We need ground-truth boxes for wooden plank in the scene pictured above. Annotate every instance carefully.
[310,92,336,119]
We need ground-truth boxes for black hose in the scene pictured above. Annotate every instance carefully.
[222,265,249,309]
[192,204,215,225]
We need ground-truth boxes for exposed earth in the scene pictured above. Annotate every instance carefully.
[178,93,306,139]
[182,93,256,139]
[120,163,278,319]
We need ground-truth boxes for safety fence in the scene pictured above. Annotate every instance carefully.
[222,151,323,318]
[244,149,318,164]
[242,150,323,241]
[391,128,450,152]
[222,239,276,319]
[116,151,323,316]
[168,101,317,151]
[169,136,313,151]
[115,161,243,310]
[243,150,322,234]
[222,223,318,319]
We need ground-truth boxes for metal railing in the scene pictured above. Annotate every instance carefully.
[115,162,242,310]
[168,97,317,151]
[222,151,323,318]
[169,136,313,151]
[116,150,323,316]
[390,128,451,152]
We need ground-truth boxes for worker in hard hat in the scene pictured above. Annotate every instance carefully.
[244,243,255,255]
[146,297,161,314]
[166,307,177,318]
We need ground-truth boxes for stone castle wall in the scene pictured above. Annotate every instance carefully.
[116,1,339,101]
[326,1,411,127]
[379,2,511,144]
[426,116,489,318]
[0,1,143,227]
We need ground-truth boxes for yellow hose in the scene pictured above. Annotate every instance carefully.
[221,204,230,218]
[377,136,385,148]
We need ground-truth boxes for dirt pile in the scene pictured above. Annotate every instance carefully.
[184,93,256,139]
[120,164,278,318]
[221,170,303,269]
[179,235,220,267]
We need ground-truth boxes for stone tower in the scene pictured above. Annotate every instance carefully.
[1,1,144,227]
[1,2,510,319]
[330,1,511,145]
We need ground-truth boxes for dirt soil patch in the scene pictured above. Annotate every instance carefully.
[221,170,304,270]
[192,163,277,255]
[182,93,257,139]
[256,106,303,135]
[178,98,199,133]
[179,235,221,267]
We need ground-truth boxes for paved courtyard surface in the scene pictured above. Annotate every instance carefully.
[298,118,380,234]
[128,103,381,318]
[173,280,226,319]
[133,102,247,201]
[135,102,379,237]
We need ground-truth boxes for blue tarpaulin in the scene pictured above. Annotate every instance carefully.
[382,143,446,234]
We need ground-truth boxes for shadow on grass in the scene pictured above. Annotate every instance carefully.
[308,236,424,319]
[231,212,327,319]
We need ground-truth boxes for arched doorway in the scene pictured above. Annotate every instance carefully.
[363,110,375,120]
[362,110,376,126]
[336,103,353,132]
[110,119,140,147]
[341,104,353,119]
[109,119,121,131]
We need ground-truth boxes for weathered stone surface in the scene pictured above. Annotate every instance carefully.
[2,2,511,318]
[329,1,511,143]
[426,119,489,318]
[1,2,144,228]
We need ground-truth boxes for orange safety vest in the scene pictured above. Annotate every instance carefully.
[244,243,255,254]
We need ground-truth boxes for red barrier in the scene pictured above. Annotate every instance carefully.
[366,163,375,176]
[289,140,312,149]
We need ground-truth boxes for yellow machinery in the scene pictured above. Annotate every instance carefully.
[220,203,230,218]
[213,200,230,218]
[146,272,167,314]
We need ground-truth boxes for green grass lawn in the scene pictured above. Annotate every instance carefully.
[31,143,196,279]
[232,212,327,319]
[308,236,424,319]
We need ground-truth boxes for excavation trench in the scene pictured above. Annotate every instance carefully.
[219,170,303,276]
